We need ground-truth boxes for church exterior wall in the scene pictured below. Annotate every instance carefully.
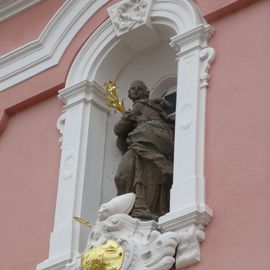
[0,0,269,269]
[204,1,270,269]
[0,0,65,55]
[0,95,62,269]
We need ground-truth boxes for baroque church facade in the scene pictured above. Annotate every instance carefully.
[0,0,269,269]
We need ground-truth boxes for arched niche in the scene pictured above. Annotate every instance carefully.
[38,1,215,269]
[101,40,178,206]
[150,75,177,99]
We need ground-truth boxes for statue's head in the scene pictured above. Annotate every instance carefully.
[128,80,149,101]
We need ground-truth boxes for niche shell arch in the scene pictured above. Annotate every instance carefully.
[66,0,208,86]
[39,1,216,269]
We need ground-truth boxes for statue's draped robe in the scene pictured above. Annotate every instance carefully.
[114,99,174,220]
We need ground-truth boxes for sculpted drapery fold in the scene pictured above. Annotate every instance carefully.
[114,81,174,221]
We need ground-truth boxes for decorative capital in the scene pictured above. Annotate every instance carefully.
[58,81,109,112]
[170,24,215,56]
[108,0,153,36]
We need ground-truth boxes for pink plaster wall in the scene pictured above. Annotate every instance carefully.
[0,0,254,57]
[188,0,270,269]
[196,0,255,16]
[0,95,62,269]
[0,0,119,117]
[0,0,120,139]
[0,0,65,55]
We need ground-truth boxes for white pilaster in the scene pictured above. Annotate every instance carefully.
[159,24,215,269]
[37,81,109,270]
[170,25,214,212]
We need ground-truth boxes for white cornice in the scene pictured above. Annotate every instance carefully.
[0,0,41,22]
[58,80,109,112]
[0,0,109,92]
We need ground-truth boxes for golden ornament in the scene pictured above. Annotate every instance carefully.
[73,216,93,229]
[81,240,124,270]
[104,81,125,114]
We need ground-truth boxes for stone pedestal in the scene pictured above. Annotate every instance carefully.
[66,194,179,270]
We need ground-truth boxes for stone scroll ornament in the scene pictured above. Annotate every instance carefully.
[66,193,179,270]
[107,0,151,36]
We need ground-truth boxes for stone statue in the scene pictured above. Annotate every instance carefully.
[114,81,174,220]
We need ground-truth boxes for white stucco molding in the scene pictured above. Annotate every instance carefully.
[108,0,153,36]
[41,0,215,269]
[66,19,120,87]
[0,0,109,92]
[37,81,109,270]
[67,193,180,270]
[159,205,212,268]
[151,0,207,34]
[159,22,215,269]
[107,0,160,51]
[0,0,41,22]
[66,0,210,87]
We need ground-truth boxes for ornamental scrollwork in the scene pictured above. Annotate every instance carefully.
[108,0,152,35]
